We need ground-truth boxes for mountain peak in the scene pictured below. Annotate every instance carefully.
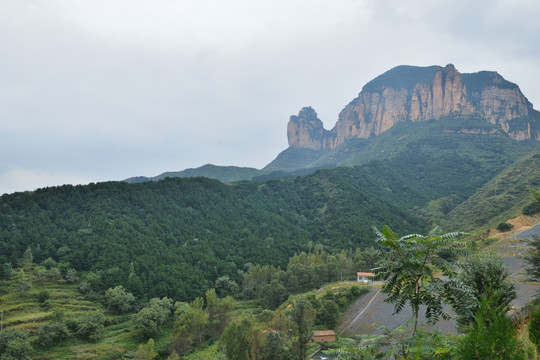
[287,106,333,150]
[287,64,540,150]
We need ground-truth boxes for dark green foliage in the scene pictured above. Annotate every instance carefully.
[529,303,540,346]
[497,222,514,232]
[457,253,516,327]
[133,297,173,339]
[220,318,253,360]
[288,296,315,360]
[36,290,50,304]
[0,171,425,302]
[41,257,57,270]
[214,275,239,298]
[526,236,540,282]
[73,311,106,341]
[35,321,69,348]
[318,299,339,329]
[104,285,136,314]
[262,331,285,360]
[458,296,526,360]
[523,201,540,215]
[0,262,12,280]
[261,280,287,310]
[0,329,32,360]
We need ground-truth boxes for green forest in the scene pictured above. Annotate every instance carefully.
[1,118,540,359]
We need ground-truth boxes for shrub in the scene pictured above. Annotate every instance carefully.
[104,285,136,313]
[458,296,526,360]
[523,201,540,215]
[529,303,540,346]
[74,311,106,341]
[41,257,57,269]
[0,328,32,360]
[497,222,514,232]
[35,321,69,348]
[36,290,50,304]
[133,297,173,339]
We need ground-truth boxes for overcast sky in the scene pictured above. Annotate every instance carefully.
[1,0,539,194]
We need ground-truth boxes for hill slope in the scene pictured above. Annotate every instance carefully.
[0,172,425,301]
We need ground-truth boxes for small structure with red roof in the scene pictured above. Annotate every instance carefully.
[357,271,376,283]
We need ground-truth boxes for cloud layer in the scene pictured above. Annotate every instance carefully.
[1,0,539,194]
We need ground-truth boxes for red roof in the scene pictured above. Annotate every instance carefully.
[357,272,376,277]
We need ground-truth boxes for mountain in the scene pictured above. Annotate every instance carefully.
[124,64,539,179]
[2,63,539,302]
[0,172,425,301]
[125,164,261,183]
[444,151,540,232]
[268,64,540,171]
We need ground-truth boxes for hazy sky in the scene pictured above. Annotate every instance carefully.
[1,0,539,194]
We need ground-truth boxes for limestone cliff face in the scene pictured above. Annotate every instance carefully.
[287,64,540,150]
[287,107,334,150]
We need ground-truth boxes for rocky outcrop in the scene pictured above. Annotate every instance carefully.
[288,64,540,150]
[287,107,335,150]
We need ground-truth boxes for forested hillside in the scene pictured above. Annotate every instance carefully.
[2,126,540,303]
[2,119,539,304]
[0,172,422,302]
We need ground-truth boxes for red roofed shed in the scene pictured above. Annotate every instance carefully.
[357,272,376,283]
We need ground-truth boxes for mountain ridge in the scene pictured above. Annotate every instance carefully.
[125,64,540,182]
[287,64,540,153]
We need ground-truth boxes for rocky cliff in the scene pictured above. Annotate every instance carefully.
[287,64,540,150]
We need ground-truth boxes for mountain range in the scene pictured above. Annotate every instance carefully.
[127,64,540,182]
[2,63,540,300]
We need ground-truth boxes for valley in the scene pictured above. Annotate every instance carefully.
[1,63,540,359]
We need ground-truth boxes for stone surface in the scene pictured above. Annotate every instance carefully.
[287,64,540,150]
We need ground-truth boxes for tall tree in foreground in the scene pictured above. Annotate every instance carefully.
[288,296,315,360]
[374,225,472,336]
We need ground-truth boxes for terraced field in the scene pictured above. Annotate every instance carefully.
[0,266,145,359]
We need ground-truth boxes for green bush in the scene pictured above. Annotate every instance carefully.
[523,201,540,215]
[104,285,135,314]
[73,311,106,341]
[458,296,526,360]
[497,222,514,232]
[36,290,50,304]
[35,321,69,348]
[40,299,52,310]
[529,303,540,346]
[0,328,32,360]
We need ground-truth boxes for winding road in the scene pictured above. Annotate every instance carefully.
[514,223,540,240]
[337,255,539,336]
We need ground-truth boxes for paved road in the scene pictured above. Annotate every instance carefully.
[514,223,540,240]
[337,256,538,337]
